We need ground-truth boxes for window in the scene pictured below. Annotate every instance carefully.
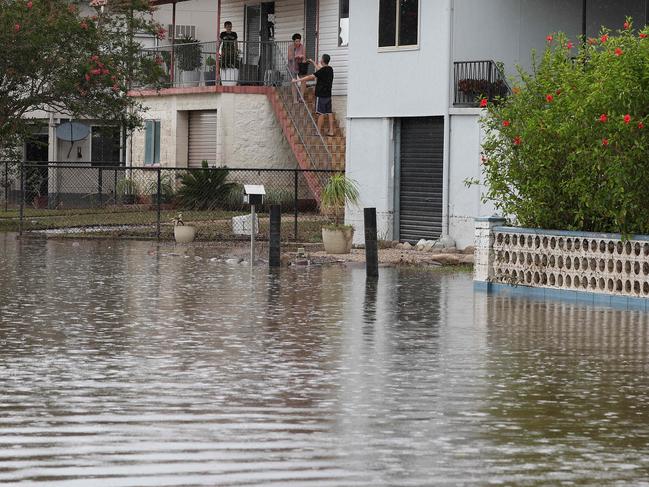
[166,24,196,40]
[379,0,419,48]
[339,0,349,46]
[144,120,160,165]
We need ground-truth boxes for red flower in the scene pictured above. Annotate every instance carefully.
[156,27,166,40]
[479,98,488,108]
[112,84,120,92]
[80,21,89,30]
[26,1,32,8]
[85,73,91,81]
[639,122,645,129]
[599,113,608,123]
[90,68,101,75]
[90,55,99,62]
[556,89,562,95]
[546,94,554,102]
[546,35,553,43]
[101,69,109,75]
[641,33,648,39]
[513,136,522,146]
[602,138,609,146]
[624,21,630,30]
[567,41,573,49]
[601,34,609,43]
[624,114,631,124]
[502,120,511,127]
[615,48,623,56]
[13,23,20,32]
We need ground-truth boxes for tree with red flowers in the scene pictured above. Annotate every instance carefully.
[479,18,649,235]
[0,0,165,156]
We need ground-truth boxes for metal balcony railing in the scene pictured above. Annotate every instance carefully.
[138,40,292,88]
[453,60,511,107]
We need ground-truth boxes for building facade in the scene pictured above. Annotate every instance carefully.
[345,0,648,249]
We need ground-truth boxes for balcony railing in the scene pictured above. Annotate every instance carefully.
[453,60,511,107]
[138,40,292,88]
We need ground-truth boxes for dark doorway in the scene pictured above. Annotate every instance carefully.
[305,0,318,73]
[24,133,49,208]
[91,126,121,166]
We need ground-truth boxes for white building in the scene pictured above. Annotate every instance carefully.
[345,0,648,249]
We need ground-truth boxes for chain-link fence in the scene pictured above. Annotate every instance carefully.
[0,162,339,242]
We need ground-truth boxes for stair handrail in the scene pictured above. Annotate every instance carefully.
[273,42,332,169]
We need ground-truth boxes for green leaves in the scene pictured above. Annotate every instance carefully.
[481,23,649,235]
[175,161,240,210]
[0,0,164,153]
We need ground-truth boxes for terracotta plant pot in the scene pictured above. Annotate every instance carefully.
[322,226,354,254]
[174,225,196,244]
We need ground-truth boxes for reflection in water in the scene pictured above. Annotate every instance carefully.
[0,234,649,485]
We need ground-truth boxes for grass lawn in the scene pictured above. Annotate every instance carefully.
[0,206,326,242]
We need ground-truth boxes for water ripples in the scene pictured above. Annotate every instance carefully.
[1,235,649,485]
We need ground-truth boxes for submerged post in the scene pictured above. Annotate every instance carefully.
[364,207,379,278]
[269,204,281,267]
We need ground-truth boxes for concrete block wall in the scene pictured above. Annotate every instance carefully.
[475,222,649,300]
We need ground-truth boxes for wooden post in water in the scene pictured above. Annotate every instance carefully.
[269,204,281,268]
[364,207,379,278]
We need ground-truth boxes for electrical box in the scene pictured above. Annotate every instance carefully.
[243,184,265,206]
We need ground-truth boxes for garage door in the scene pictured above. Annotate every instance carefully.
[188,110,217,168]
[398,116,444,242]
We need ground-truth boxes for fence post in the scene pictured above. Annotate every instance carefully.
[4,162,8,213]
[19,161,25,236]
[269,204,281,268]
[156,168,161,240]
[364,207,379,278]
[293,170,298,241]
[98,168,103,206]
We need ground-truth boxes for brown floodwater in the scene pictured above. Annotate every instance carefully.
[1,234,649,486]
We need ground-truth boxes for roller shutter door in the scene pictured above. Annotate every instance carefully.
[188,110,217,168]
[398,116,444,242]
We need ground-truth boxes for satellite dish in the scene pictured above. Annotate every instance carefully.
[56,122,90,142]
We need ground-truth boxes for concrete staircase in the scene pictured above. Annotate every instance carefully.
[267,84,345,202]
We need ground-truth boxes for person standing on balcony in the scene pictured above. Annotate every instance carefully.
[219,21,238,42]
[288,33,307,103]
[292,54,335,137]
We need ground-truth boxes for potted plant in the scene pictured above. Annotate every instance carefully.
[204,55,217,86]
[219,39,240,86]
[116,177,139,205]
[172,213,196,243]
[175,35,202,87]
[320,174,360,254]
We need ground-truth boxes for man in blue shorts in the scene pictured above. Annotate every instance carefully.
[292,54,335,136]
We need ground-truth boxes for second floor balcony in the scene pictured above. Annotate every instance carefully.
[138,39,294,91]
[453,60,511,108]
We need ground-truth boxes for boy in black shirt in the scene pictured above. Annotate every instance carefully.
[292,54,335,137]
[219,21,237,42]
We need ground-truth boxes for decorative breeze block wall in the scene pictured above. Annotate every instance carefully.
[475,218,649,299]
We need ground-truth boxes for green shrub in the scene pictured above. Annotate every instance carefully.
[480,20,649,235]
[176,36,202,72]
[176,161,239,210]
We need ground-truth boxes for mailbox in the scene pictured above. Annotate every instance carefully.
[243,184,265,206]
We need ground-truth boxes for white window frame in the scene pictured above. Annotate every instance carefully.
[377,0,421,52]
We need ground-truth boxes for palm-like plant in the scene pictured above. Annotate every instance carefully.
[176,161,239,210]
[320,174,359,227]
